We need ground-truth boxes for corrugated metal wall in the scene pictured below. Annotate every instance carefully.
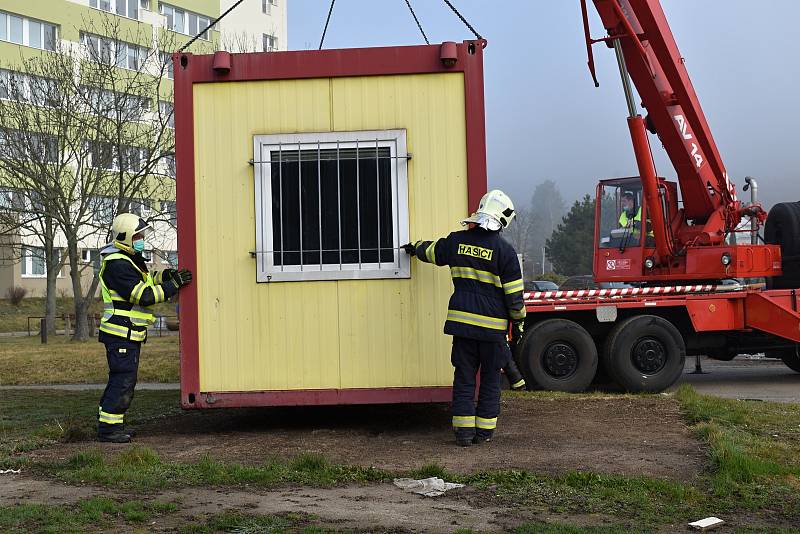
[192,73,468,392]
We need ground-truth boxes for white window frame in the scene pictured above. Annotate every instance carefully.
[0,11,57,51]
[80,32,146,72]
[161,200,177,225]
[21,246,57,278]
[88,0,140,21]
[159,3,210,40]
[253,129,410,283]
[262,33,277,52]
[1,69,59,108]
[0,189,13,209]
[90,195,116,225]
[159,100,174,128]
[141,249,153,263]
[160,52,174,79]
[81,248,92,263]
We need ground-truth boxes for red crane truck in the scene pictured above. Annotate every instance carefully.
[516,0,800,393]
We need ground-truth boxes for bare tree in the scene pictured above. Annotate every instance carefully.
[0,57,72,334]
[0,14,180,341]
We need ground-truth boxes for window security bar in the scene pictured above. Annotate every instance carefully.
[249,153,412,165]
[249,246,408,258]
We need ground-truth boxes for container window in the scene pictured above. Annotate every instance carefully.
[253,130,410,282]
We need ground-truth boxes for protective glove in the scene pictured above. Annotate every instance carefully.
[171,268,193,288]
[160,268,177,283]
[401,243,416,256]
[509,320,524,349]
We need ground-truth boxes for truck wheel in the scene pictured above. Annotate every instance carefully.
[782,352,800,373]
[519,319,598,392]
[602,315,685,393]
[766,346,800,373]
[765,201,800,257]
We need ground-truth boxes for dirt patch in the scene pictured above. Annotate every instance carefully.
[0,474,605,533]
[30,396,705,481]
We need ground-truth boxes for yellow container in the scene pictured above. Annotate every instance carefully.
[174,43,488,408]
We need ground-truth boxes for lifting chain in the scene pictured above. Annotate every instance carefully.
[441,0,483,41]
[318,0,337,50]
[404,0,429,45]
[318,0,484,51]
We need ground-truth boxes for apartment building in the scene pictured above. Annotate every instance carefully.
[0,0,286,297]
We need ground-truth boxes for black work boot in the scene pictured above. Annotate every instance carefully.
[123,426,137,438]
[454,428,475,447]
[472,430,493,445]
[98,430,131,443]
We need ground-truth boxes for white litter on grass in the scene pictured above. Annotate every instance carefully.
[393,477,464,497]
[688,517,725,531]
[0,469,21,475]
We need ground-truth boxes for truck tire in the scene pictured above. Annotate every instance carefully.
[765,201,800,257]
[602,315,685,393]
[766,346,800,373]
[518,319,598,392]
[782,352,800,373]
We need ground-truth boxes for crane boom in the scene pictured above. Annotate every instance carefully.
[584,0,780,282]
[591,0,738,232]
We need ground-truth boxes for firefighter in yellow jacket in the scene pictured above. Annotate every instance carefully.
[97,213,192,443]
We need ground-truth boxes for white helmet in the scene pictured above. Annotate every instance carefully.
[462,189,516,230]
[111,213,151,254]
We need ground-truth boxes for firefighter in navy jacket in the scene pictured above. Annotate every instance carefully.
[97,213,192,443]
[403,190,527,447]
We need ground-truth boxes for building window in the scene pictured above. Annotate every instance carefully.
[160,3,210,40]
[266,0,277,10]
[89,0,140,20]
[159,101,174,128]
[81,32,147,71]
[87,140,147,172]
[129,199,151,217]
[0,189,13,210]
[0,11,57,51]
[141,249,153,263]
[81,85,150,120]
[160,52,174,79]
[21,246,47,277]
[161,152,175,178]
[166,250,178,267]
[81,249,93,263]
[253,130,410,282]
[0,130,58,163]
[262,33,277,52]
[90,196,116,225]
[0,69,59,107]
[161,200,177,226]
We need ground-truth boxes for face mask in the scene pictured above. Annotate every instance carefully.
[132,239,146,253]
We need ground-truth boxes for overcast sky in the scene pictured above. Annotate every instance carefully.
[287,1,800,209]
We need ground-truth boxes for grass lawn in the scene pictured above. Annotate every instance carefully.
[1,386,799,532]
[0,335,179,385]
[0,297,177,333]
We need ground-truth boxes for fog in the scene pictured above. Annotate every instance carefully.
[288,0,800,209]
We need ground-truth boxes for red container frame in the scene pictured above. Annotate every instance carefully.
[173,41,489,409]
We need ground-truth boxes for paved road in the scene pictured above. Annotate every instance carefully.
[2,357,798,403]
[674,356,800,403]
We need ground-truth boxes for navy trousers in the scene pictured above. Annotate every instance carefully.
[450,336,510,440]
[98,339,140,435]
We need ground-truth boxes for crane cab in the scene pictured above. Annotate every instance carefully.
[594,176,781,284]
